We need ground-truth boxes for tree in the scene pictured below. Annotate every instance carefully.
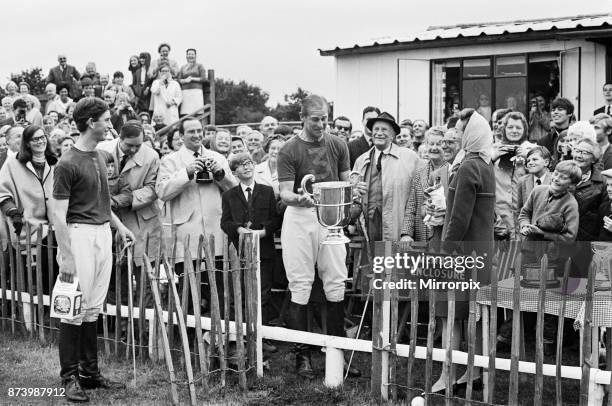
[10,67,46,96]
[214,78,271,125]
[270,87,310,121]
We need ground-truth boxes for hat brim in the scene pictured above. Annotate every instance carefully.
[366,117,400,135]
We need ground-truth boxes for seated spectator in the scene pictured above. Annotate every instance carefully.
[178,48,207,116]
[518,160,580,241]
[52,84,74,116]
[2,97,13,118]
[5,81,18,99]
[149,43,180,79]
[111,92,138,133]
[516,146,552,215]
[210,129,231,159]
[46,54,81,99]
[106,71,135,104]
[151,65,181,126]
[0,107,7,122]
[230,136,247,155]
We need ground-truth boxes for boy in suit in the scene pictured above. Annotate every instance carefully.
[221,152,281,346]
[516,146,552,215]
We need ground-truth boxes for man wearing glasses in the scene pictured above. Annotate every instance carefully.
[47,54,81,99]
[332,116,352,142]
[221,152,281,353]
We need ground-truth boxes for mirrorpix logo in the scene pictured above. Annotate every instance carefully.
[371,251,486,291]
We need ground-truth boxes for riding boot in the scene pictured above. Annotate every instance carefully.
[79,321,125,390]
[326,300,361,378]
[59,322,89,402]
[286,301,316,380]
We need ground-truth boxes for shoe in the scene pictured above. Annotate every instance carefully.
[263,339,278,353]
[295,349,316,380]
[79,373,126,390]
[63,375,89,403]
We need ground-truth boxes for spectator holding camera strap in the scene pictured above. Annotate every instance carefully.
[491,111,537,240]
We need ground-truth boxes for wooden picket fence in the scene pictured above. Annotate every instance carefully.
[370,240,612,406]
[0,222,261,406]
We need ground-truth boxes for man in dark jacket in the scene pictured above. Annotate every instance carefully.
[600,168,612,240]
[348,106,380,168]
[46,54,81,99]
[537,97,573,158]
[593,83,612,116]
[221,152,282,331]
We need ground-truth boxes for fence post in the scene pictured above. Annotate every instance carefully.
[8,234,17,334]
[324,347,344,388]
[230,244,247,390]
[0,227,7,332]
[371,241,391,401]
[35,227,44,343]
[252,236,263,378]
[46,225,56,341]
[25,223,34,337]
[144,255,179,405]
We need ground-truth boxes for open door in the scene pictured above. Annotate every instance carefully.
[398,59,430,122]
[560,47,581,119]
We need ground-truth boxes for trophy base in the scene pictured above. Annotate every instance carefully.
[322,228,351,245]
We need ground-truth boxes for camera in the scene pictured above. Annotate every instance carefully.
[195,158,214,184]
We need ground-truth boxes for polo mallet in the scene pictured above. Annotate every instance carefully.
[126,245,137,387]
[344,171,374,380]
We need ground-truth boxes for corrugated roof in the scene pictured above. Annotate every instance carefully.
[320,13,612,55]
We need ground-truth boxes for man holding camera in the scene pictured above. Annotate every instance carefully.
[156,118,236,274]
[0,99,30,128]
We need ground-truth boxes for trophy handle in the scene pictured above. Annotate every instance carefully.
[300,174,315,197]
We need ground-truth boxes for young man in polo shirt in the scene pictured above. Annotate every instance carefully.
[52,97,134,403]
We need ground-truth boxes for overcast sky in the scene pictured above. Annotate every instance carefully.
[2,0,610,105]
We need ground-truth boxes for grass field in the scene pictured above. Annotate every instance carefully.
[0,327,588,405]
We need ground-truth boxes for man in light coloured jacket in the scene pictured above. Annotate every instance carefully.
[351,112,420,244]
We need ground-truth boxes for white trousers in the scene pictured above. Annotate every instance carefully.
[281,206,347,305]
[61,223,112,325]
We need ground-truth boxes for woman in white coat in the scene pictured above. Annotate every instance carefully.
[151,64,182,127]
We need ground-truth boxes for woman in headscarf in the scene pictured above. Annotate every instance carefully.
[178,48,207,116]
[491,111,535,240]
[431,109,495,394]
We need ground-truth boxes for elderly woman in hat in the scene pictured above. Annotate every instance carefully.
[351,112,420,245]
[400,126,447,242]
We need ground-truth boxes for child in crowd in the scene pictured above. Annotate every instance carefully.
[518,160,581,241]
[99,150,132,212]
[516,146,552,214]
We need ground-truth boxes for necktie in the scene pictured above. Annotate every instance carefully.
[607,105,611,115]
[536,178,541,186]
[119,154,129,173]
[246,187,252,204]
[376,152,383,173]
[194,151,200,158]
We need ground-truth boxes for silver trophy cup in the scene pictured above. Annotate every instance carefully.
[300,174,353,245]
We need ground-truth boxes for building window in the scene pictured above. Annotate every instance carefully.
[430,53,561,126]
